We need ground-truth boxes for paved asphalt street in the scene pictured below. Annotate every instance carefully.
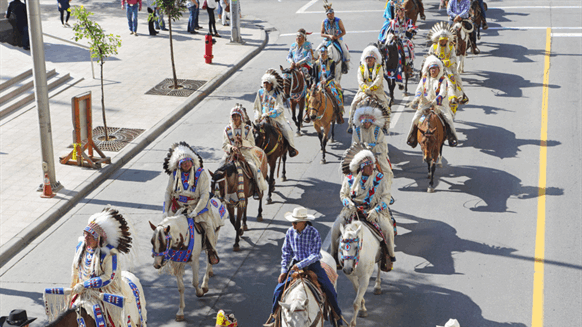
[1,0,581,326]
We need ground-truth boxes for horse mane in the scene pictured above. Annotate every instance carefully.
[46,308,80,327]
[259,121,279,138]
[213,161,237,179]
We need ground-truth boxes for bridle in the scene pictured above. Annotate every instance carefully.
[308,88,331,121]
[283,69,306,101]
[339,234,362,268]
[151,229,172,264]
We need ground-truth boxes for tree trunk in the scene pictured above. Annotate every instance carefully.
[101,62,109,141]
[169,18,178,89]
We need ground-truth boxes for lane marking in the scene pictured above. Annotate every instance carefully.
[297,6,581,14]
[489,26,582,30]
[296,0,318,14]
[551,33,582,37]
[531,27,551,327]
[489,6,582,9]
[390,96,410,130]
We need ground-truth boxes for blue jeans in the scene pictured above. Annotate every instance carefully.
[271,261,343,325]
[20,25,29,49]
[154,8,165,29]
[187,5,199,32]
[477,0,486,19]
[126,5,138,32]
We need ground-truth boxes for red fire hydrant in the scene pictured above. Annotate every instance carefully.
[204,33,217,64]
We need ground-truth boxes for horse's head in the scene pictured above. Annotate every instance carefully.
[279,285,310,327]
[307,86,323,120]
[280,65,293,99]
[253,121,267,148]
[149,220,172,269]
[417,111,444,164]
[339,221,363,275]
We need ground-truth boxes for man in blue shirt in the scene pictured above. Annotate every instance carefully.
[264,206,343,326]
[447,0,470,25]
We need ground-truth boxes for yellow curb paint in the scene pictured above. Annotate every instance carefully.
[532,27,551,327]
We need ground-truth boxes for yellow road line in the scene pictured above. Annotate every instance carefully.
[532,27,551,327]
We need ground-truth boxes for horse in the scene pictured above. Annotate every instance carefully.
[339,221,382,327]
[451,20,474,73]
[44,272,147,327]
[375,41,399,106]
[211,158,267,251]
[253,119,288,204]
[381,33,414,97]
[277,251,339,327]
[306,85,336,164]
[280,65,308,135]
[469,0,487,54]
[149,215,215,321]
[403,0,426,25]
[416,107,447,193]
[313,40,346,84]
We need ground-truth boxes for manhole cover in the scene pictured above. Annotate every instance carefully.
[92,126,145,152]
[146,78,207,97]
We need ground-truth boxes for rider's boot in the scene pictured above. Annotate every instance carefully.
[406,124,419,148]
[460,93,469,105]
[442,117,458,147]
[288,147,299,157]
[482,19,489,30]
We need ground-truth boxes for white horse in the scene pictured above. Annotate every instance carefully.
[339,221,382,327]
[278,251,338,327]
[313,39,348,85]
[149,215,215,321]
[451,20,474,73]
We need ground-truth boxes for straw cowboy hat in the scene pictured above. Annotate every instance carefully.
[284,206,315,222]
[0,310,37,327]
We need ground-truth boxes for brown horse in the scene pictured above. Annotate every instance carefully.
[403,0,426,25]
[417,108,446,193]
[46,307,95,327]
[469,0,487,54]
[281,65,308,135]
[306,85,336,164]
[253,119,288,204]
[211,158,266,251]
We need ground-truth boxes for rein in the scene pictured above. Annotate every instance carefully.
[152,218,196,263]
[284,69,306,101]
[340,236,362,268]
[309,88,332,121]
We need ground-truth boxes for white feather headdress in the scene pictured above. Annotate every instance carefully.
[360,45,382,65]
[84,207,132,255]
[422,55,444,78]
[163,142,202,175]
[353,106,386,128]
[427,21,453,44]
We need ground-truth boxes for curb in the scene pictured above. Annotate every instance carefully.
[0,26,270,268]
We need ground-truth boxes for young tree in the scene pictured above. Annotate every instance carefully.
[151,0,187,90]
[70,6,122,141]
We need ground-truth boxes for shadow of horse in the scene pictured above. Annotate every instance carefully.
[463,70,561,97]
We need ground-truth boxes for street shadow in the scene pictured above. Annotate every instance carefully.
[459,121,561,159]
[393,210,517,274]
[0,287,44,308]
[43,42,109,63]
[113,168,161,182]
[457,103,511,115]
[463,70,560,97]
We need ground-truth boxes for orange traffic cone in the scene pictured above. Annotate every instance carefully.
[41,172,56,198]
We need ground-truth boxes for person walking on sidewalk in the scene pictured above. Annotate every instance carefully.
[4,0,29,50]
[57,0,71,27]
[154,5,167,30]
[187,0,200,34]
[121,0,141,36]
[206,0,219,37]
[145,0,158,36]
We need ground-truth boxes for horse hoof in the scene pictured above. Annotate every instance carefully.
[358,310,368,318]
[209,271,214,277]
[296,131,302,136]
[233,245,240,252]
[257,215,263,222]
[281,176,287,182]
[243,224,249,231]
[427,187,435,193]
[202,287,209,294]
[374,288,382,295]
[176,315,185,321]
[320,159,326,164]
[267,198,273,204]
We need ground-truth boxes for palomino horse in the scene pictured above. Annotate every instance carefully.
[339,221,382,327]
[253,119,288,204]
[306,85,336,164]
[469,0,487,54]
[281,65,308,135]
[417,107,447,193]
[44,272,147,327]
[403,0,426,25]
[149,214,216,321]
[277,251,340,327]
[211,157,267,251]
[452,20,474,73]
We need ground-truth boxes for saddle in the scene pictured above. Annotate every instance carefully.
[348,210,394,272]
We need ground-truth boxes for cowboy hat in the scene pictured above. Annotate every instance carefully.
[284,206,315,222]
[0,310,37,327]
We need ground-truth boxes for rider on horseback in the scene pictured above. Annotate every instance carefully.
[253,70,299,157]
[163,143,224,265]
[447,0,470,25]
[222,105,269,200]
[407,55,459,147]
[330,147,396,272]
[382,4,417,68]
[311,45,345,124]
[427,22,469,109]
[287,28,313,88]
[264,206,344,327]
[473,0,488,29]
[68,208,147,327]
[321,2,350,72]
[348,45,389,133]
[352,105,394,177]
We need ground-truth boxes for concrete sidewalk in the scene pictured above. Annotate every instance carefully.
[0,0,267,265]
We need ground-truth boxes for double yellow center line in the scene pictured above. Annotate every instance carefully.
[532,27,551,327]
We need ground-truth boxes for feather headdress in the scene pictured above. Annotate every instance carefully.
[427,21,453,44]
[163,142,203,175]
[360,45,382,64]
[356,96,391,124]
[323,0,333,13]
[261,69,284,95]
[341,143,376,174]
[84,207,132,254]
[353,106,386,128]
[422,55,444,77]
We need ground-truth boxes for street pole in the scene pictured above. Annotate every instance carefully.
[229,0,243,44]
[27,0,62,192]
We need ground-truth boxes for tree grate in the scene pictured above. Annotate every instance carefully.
[92,126,145,152]
[145,78,207,97]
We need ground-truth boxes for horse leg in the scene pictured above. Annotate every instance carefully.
[257,194,263,222]
[373,261,383,295]
[228,206,239,251]
[267,161,275,204]
[176,272,186,320]
[282,152,287,181]
[352,274,372,324]
[428,161,436,193]
[233,207,241,251]
[298,98,305,132]
[201,235,212,293]
[242,203,248,231]
[190,250,205,297]
[331,120,335,143]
